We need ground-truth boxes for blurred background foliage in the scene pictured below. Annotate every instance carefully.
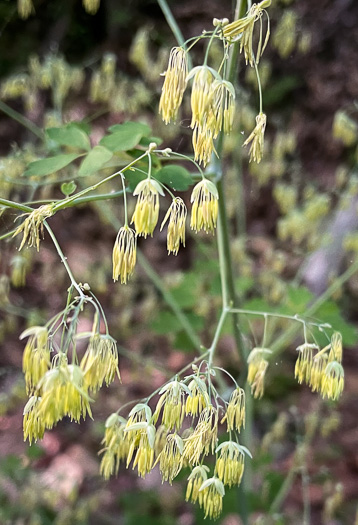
[1,0,358,524]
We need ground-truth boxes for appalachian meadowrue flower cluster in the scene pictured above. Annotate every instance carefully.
[99,365,250,520]
[295,331,344,401]
[112,156,219,285]
[159,0,271,166]
[22,299,120,445]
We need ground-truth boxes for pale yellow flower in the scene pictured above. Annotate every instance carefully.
[185,376,210,417]
[186,465,210,506]
[320,362,344,401]
[209,80,236,137]
[295,343,318,384]
[13,204,54,251]
[160,197,187,255]
[243,112,267,163]
[82,0,101,15]
[18,0,34,19]
[35,357,92,429]
[99,414,128,479]
[112,225,137,283]
[247,347,271,398]
[153,380,189,431]
[188,66,217,129]
[23,396,45,444]
[215,441,251,487]
[221,387,245,432]
[81,333,120,392]
[190,179,219,234]
[183,405,218,465]
[20,326,51,394]
[124,418,156,478]
[199,476,225,520]
[159,47,188,124]
[192,122,216,166]
[131,178,164,237]
[155,433,184,484]
[223,0,271,66]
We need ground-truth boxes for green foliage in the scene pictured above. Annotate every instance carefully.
[24,153,82,177]
[99,121,151,152]
[46,124,91,151]
[78,145,113,176]
[156,165,193,191]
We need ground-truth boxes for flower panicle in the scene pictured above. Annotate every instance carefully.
[294,332,344,401]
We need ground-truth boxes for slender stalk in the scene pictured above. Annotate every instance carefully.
[119,174,128,226]
[253,59,263,114]
[271,258,358,357]
[44,222,82,295]
[269,464,297,514]
[207,308,229,368]
[52,153,147,212]
[94,202,203,352]
[0,100,44,140]
[203,26,220,66]
[136,250,202,352]
[157,0,193,69]
[59,190,125,207]
[0,198,33,213]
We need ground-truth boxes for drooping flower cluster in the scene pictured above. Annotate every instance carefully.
[112,174,219,284]
[21,300,120,444]
[99,365,248,520]
[295,332,344,401]
[158,3,272,166]
[13,204,54,251]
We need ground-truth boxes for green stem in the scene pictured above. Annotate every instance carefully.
[0,100,44,140]
[215,176,245,358]
[44,223,82,295]
[157,0,193,69]
[270,258,358,357]
[0,199,33,213]
[203,26,220,66]
[157,150,204,179]
[94,203,202,352]
[119,174,128,226]
[253,59,263,114]
[136,250,202,352]
[207,308,229,368]
[57,190,124,207]
[269,464,297,514]
[52,153,147,213]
